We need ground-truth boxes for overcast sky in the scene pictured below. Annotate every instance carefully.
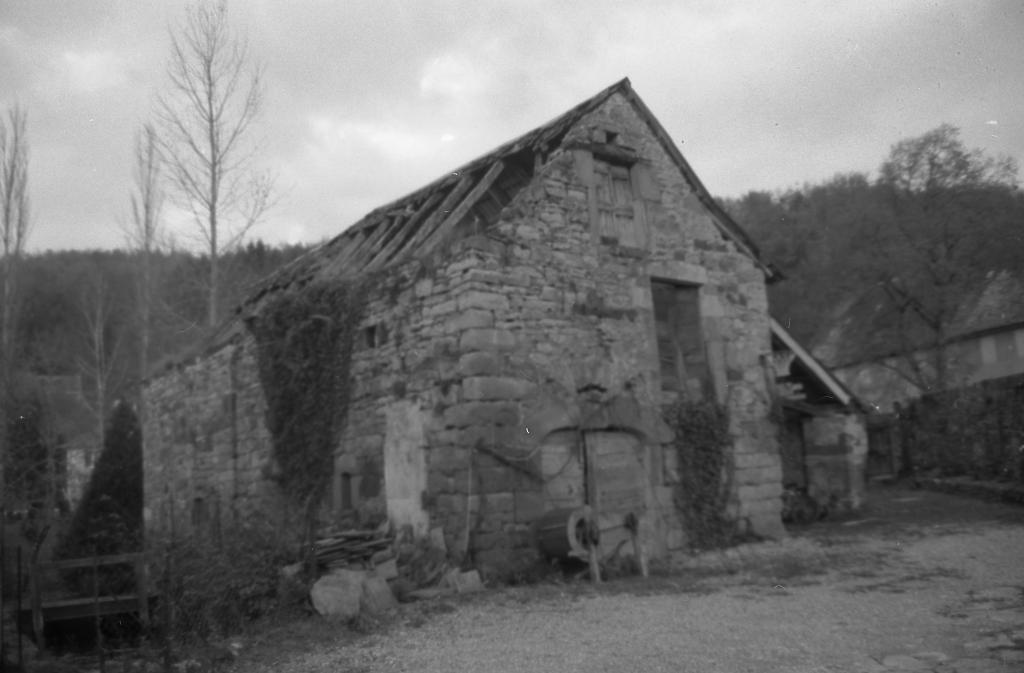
[2,0,1022,253]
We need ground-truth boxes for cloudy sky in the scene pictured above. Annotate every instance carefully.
[2,0,1022,252]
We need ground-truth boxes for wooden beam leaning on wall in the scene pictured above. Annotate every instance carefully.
[365,190,445,271]
[419,161,506,257]
[395,174,475,261]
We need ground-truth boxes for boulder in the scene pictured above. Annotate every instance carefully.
[360,575,398,615]
[388,576,417,603]
[453,569,484,594]
[310,569,364,619]
[442,569,484,594]
[372,557,399,580]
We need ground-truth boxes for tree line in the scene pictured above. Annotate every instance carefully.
[724,124,1023,393]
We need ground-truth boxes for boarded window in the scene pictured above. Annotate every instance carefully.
[594,162,638,244]
[651,280,710,397]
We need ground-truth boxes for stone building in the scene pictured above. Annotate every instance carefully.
[770,320,868,512]
[144,79,797,576]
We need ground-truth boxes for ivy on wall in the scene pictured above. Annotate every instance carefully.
[664,398,735,550]
[247,280,368,520]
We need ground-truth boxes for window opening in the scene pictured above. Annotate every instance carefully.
[651,280,710,397]
[340,472,354,511]
[363,322,388,349]
[191,497,208,529]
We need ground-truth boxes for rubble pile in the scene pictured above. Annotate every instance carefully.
[305,525,484,619]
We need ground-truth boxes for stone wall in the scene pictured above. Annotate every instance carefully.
[143,91,785,576]
[803,411,868,511]
[143,335,283,536]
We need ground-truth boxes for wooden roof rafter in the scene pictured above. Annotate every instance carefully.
[396,173,475,259]
[366,190,446,271]
[420,160,506,256]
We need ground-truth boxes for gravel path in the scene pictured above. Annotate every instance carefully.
[239,488,1024,673]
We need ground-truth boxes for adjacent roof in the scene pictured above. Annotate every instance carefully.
[771,318,862,411]
[240,78,774,313]
[813,269,1024,369]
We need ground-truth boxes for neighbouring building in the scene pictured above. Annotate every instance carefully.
[143,79,855,576]
[814,269,1024,413]
[4,373,96,514]
[770,319,868,511]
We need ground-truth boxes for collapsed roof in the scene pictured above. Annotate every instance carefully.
[240,78,772,312]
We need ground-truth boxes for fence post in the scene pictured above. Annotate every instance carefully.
[1,512,5,672]
[16,547,23,670]
[135,553,149,629]
[161,543,171,673]
[93,553,104,673]
[29,552,43,655]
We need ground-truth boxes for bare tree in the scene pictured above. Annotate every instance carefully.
[872,125,1019,392]
[126,123,164,400]
[77,271,124,457]
[1,104,31,508]
[157,0,273,327]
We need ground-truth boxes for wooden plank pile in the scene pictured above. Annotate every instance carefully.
[314,529,394,569]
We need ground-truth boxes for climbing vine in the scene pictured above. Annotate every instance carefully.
[247,280,367,520]
[664,398,735,550]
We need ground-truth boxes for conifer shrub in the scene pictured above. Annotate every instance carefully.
[56,401,143,593]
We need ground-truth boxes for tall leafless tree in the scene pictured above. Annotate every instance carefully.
[157,1,273,327]
[77,270,125,457]
[1,104,31,508]
[126,123,164,410]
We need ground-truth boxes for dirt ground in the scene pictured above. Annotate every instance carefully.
[234,485,1024,673]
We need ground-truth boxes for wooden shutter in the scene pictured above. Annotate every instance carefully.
[651,280,709,397]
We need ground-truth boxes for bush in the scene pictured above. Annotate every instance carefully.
[58,401,143,558]
[55,401,143,595]
[900,381,1024,483]
[157,524,294,642]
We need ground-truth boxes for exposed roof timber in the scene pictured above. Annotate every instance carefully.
[344,215,400,268]
[366,190,445,271]
[239,78,779,312]
[422,160,506,256]
[771,317,861,410]
[399,175,475,259]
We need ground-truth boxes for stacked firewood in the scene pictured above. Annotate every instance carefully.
[314,529,394,569]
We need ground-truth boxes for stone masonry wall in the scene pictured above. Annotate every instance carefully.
[143,337,282,536]
[804,411,869,512]
[143,91,785,576]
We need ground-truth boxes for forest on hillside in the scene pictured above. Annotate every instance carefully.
[724,124,1024,372]
[14,241,309,398]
